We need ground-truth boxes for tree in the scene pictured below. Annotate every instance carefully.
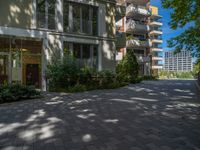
[161,0,200,60]
[116,50,139,83]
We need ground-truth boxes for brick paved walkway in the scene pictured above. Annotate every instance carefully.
[0,80,200,150]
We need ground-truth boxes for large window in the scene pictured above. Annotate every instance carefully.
[0,37,42,87]
[63,1,69,32]
[92,7,98,36]
[63,2,98,35]
[73,3,81,33]
[48,0,56,29]
[82,5,90,34]
[37,0,55,29]
[64,42,98,68]
[37,0,46,28]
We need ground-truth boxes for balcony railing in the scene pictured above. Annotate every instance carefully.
[151,37,162,40]
[152,45,162,49]
[150,19,162,23]
[150,28,162,32]
[126,20,148,33]
[126,4,151,16]
[136,55,150,63]
[126,38,150,48]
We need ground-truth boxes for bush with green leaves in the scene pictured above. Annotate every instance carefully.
[159,70,194,79]
[46,53,127,92]
[0,84,40,103]
[116,50,139,83]
[46,54,80,90]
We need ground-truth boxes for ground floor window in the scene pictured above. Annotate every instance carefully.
[63,42,98,69]
[0,37,42,88]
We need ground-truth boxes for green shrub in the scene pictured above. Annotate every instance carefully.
[116,50,139,83]
[159,70,194,79]
[0,84,40,103]
[142,75,158,80]
[46,54,80,89]
[67,84,87,93]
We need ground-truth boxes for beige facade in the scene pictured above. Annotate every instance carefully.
[0,0,34,28]
[0,0,117,90]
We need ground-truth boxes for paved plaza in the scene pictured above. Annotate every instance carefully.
[0,80,200,150]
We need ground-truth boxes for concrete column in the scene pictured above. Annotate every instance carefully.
[32,0,37,29]
[69,4,73,31]
[98,41,102,71]
[98,4,106,37]
[42,33,49,91]
[45,0,48,29]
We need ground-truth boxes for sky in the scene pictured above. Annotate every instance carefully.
[150,0,190,52]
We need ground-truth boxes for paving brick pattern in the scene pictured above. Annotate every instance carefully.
[0,80,200,150]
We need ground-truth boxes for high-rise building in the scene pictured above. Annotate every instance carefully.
[0,0,116,90]
[164,50,193,72]
[116,0,163,76]
[149,6,163,75]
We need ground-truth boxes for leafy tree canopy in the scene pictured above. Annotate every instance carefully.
[161,0,200,61]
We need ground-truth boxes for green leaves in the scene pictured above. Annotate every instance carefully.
[116,50,139,83]
[162,0,200,60]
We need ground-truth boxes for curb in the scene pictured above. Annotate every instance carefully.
[195,80,200,91]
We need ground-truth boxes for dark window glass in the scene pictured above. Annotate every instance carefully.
[73,4,81,32]
[48,0,56,29]
[93,7,98,36]
[82,44,90,59]
[37,0,46,28]
[82,5,90,34]
[63,1,69,32]
[73,44,81,59]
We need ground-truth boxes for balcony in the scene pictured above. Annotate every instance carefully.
[126,4,151,18]
[126,0,149,6]
[126,20,149,33]
[152,65,163,69]
[149,21,163,27]
[152,56,163,61]
[150,29,163,35]
[151,48,163,52]
[151,38,163,44]
[126,38,150,48]
[136,55,150,63]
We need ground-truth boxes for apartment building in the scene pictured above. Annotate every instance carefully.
[116,0,163,76]
[149,6,163,75]
[164,50,193,72]
[0,0,116,90]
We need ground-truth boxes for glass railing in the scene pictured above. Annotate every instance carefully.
[151,28,162,32]
[152,45,162,49]
[150,19,162,23]
[151,37,163,40]
[126,4,151,15]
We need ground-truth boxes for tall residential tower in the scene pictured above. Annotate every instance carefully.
[116,0,163,76]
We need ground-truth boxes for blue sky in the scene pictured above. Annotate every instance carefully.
[150,0,190,52]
